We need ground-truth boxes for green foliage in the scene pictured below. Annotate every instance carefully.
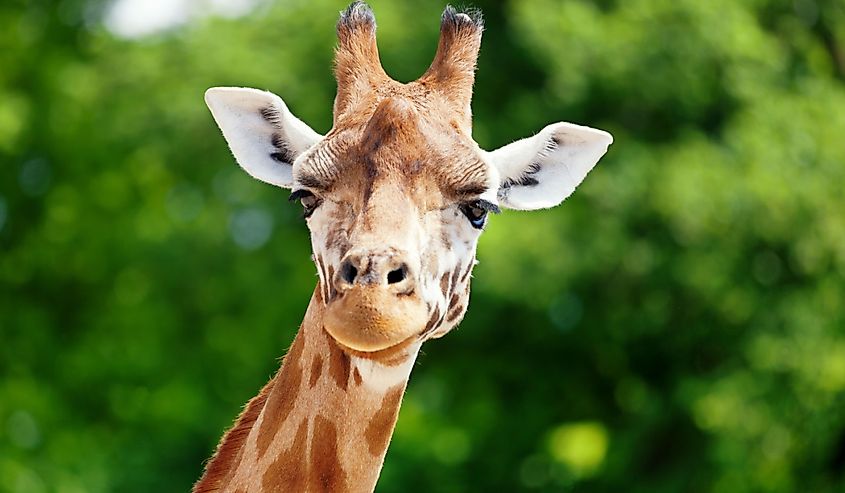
[2,0,844,491]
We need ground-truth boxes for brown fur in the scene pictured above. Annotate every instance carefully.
[301,6,489,206]
[309,355,323,388]
[334,2,389,120]
[327,336,352,390]
[418,6,483,128]
[261,418,309,492]
[310,415,349,492]
[364,384,405,456]
[298,91,491,222]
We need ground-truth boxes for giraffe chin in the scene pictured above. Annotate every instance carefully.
[323,286,428,353]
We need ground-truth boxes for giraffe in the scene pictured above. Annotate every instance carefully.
[195,3,612,492]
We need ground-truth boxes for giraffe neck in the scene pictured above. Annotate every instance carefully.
[194,287,421,493]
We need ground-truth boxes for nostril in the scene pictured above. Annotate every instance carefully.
[340,261,358,285]
[387,266,407,285]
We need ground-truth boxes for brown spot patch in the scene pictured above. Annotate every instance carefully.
[316,257,330,303]
[314,281,324,305]
[324,217,351,254]
[310,415,348,492]
[352,367,363,386]
[381,352,411,367]
[309,355,323,389]
[450,266,461,291]
[326,263,337,302]
[424,306,441,335]
[446,302,465,323]
[261,418,308,492]
[460,262,473,283]
[449,292,460,308]
[364,384,405,456]
[256,333,305,458]
[439,271,450,298]
[327,337,351,391]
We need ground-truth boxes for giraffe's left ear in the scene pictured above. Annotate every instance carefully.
[204,87,323,189]
[486,122,613,210]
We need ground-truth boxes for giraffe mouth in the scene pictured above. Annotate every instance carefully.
[323,286,428,352]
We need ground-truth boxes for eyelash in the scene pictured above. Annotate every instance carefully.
[460,199,500,229]
[288,190,321,218]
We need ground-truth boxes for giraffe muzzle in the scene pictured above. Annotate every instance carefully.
[323,285,427,352]
[325,248,427,351]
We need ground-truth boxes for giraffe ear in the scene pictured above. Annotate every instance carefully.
[204,87,323,188]
[486,122,613,210]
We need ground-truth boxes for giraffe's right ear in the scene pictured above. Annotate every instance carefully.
[204,87,323,188]
[486,122,612,211]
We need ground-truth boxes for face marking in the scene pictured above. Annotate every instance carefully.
[326,264,337,302]
[449,292,460,310]
[439,272,450,298]
[446,302,465,324]
[459,261,473,284]
[449,267,461,294]
[423,306,441,336]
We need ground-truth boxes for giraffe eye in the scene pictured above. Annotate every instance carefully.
[460,201,489,229]
[289,190,321,218]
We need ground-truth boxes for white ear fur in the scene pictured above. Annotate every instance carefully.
[204,87,323,188]
[486,122,613,210]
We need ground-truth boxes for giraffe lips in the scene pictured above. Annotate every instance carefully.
[323,286,428,352]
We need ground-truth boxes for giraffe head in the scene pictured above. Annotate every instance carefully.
[204,2,612,355]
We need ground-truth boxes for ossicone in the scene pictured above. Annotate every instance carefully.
[334,1,388,117]
[418,5,485,127]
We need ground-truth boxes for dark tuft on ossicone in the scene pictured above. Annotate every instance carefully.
[441,5,484,31]
[338,1,376,35]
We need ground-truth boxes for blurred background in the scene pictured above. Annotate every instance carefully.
[2,0,845,491]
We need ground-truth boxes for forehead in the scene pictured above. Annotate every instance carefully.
[294,90,492,204]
